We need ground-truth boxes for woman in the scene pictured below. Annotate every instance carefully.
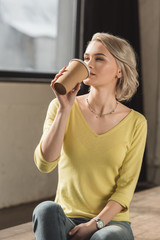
[33,32,147,240]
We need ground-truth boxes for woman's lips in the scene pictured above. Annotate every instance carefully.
[89,72,96,76]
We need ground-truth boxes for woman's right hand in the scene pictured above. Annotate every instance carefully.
[50,67,81,112]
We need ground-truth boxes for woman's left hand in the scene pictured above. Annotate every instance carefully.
[68,220,97,240]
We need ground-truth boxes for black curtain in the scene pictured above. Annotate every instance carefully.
[76,0,146,184]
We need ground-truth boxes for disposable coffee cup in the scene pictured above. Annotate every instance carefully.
[54,59,89,95]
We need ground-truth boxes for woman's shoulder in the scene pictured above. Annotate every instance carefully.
[131,109,146,119]
[49,97,59,108]
[47,98,59,116]
[131,109,147,128]
[119,102,147,125]
[49,97,59,105]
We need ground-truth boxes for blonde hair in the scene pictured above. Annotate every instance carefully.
[90,32,139,101]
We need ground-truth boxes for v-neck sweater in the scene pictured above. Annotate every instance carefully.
[34,98,147,222]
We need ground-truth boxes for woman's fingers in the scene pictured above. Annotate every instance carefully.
[69,226,78,236]
[50,66,66,87]
[50,68,81,108]
[71,83,81,95]
[50,78,56,87]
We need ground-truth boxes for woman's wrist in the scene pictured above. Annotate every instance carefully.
[58,105,71,116]
[87,219,98,232]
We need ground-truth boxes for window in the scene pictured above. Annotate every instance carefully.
[0,0,77,75]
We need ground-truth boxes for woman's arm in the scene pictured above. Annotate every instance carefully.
[41,70,80,162]
[41,106,71,162]
[34,69,80,172]
[69,200,123,240]
[35,67,80,164]
[93,200,123,225]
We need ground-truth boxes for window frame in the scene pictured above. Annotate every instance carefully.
[0,0,82,84]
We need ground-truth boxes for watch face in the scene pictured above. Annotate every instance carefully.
[97,220,104,229]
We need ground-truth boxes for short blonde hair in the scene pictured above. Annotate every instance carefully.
[90,32,139,101]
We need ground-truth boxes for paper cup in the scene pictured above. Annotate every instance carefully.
[54,59,89,95]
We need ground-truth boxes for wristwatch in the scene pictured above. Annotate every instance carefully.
[93,217,105,229]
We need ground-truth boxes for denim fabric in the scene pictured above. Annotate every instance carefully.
[32,201,134,240]
[90,221,134,240]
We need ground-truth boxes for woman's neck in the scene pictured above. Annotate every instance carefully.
[87,87,117,115]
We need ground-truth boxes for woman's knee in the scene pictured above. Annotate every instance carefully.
[90,222,134,240]
[91,229,122,240]
[90,231,104,240]
[33,201,61,222]
[32,202,67,239]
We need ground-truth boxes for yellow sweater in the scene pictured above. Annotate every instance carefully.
[34,98,147,222]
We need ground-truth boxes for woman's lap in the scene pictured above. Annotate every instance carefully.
[32,201,134,240]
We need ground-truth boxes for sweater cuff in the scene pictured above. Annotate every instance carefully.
[108,192,132,212]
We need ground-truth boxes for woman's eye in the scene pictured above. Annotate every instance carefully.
[96,58,103,61]
[84,57,89,61]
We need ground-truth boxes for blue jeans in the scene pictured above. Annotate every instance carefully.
[32,201,134,240]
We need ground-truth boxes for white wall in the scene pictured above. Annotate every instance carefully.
[0,81,58,208]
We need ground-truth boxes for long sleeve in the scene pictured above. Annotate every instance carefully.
[108,118,147,210]
[34,98,60,173]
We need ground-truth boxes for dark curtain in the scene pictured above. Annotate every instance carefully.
[76,0,146,183]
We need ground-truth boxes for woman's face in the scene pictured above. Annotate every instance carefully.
[83,40,121,88]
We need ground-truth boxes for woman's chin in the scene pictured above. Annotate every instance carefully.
[83,78,92,86]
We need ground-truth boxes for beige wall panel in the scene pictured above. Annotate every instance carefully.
[0,82,57,208]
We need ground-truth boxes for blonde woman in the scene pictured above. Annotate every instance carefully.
[33,33,147,240]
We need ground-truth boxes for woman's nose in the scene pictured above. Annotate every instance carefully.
[87,58,94,69]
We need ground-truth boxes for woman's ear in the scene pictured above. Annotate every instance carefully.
[118,69,122,78]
